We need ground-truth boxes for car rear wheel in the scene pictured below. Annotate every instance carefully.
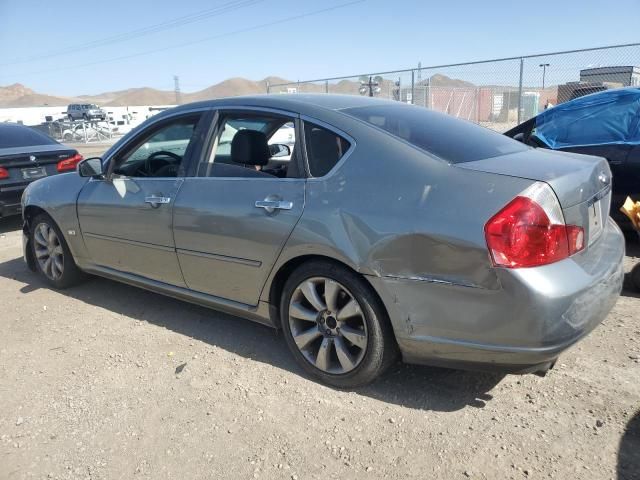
[30,213,85,289]
[280,261,397,388]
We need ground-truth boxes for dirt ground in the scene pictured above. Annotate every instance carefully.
[1,213,639,480]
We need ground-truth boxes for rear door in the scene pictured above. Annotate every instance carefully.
[77,111,207,286]
[172,108,306,306]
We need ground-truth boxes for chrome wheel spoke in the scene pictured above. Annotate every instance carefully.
[294,326,322,349]
[315,337,332,371]
[48,228,56,245]
[290,302,319,322]
[334,337,355,371]
[337,299,361,321]
[324,279,340,313]
[53,245,63,256]
[43,256,53,276]
[35,247,49,259]
[52,256,63,277]
[340,326,367,349]
[34,229,48,247]
[300,280,326,312]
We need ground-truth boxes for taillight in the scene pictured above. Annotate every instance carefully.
[485,182,584,268]
[0,167,8,179]
[56,153,83,172]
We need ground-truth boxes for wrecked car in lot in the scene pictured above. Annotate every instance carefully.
[21,95,624,387]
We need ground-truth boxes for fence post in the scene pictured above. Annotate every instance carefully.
[517,57,524,124]
[325,80,329,93]
[411,70,415,105]
[266,81,270,94]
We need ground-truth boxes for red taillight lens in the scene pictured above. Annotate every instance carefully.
[0,167,8,179]
[56,153,83,172]
[485,195,584,268]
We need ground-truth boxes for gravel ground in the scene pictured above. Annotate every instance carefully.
[0,215,639,480]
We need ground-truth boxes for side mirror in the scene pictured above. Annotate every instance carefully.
[269,144,291,158]
[78,157,105,177]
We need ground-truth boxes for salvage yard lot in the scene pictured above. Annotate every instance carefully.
[1,216,639,480]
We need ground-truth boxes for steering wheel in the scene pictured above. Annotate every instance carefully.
[144,150,181,176]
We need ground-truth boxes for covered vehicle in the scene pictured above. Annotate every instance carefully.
[0,123,82,218]
[505,87,640,227]
[21,95,624,387]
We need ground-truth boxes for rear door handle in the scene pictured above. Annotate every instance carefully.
[145,195,171,208]
[255,199,293,213]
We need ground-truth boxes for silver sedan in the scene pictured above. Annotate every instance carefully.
[21,95,625,387]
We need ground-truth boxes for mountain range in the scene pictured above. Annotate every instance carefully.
[0,74,476,108]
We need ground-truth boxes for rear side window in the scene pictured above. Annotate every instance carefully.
[304,122,350,177]
[344,104,526,163]
[0,126,57,148]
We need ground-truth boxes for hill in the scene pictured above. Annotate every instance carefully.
[0,73,483,108]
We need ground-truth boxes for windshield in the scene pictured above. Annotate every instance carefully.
[344,104,527,163]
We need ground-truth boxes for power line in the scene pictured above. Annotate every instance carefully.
[0,0,265,67]
[1,1,366,80]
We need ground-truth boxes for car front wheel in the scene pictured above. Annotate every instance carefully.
[30,213,85,289]
[280,261,397,388]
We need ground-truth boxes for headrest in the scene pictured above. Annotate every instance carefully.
[231,130,270,166]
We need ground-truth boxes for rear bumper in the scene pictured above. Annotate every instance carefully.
[0,190,23,217]
[368,218,625,374]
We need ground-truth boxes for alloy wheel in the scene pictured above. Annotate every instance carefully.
[34,222,64,281]
[288,277,368,374]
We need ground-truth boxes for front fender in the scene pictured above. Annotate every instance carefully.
[22,173,90,264]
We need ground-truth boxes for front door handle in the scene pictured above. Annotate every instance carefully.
[145,195,171,208]
[255,199,293,214]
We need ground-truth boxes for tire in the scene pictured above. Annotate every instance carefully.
[67,115,73,121]
[30,213,85,289]
[82,114,88,121]
[631,263,640,292]
[280,260,397,388]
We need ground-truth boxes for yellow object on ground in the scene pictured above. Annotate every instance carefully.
[620,196,640,230]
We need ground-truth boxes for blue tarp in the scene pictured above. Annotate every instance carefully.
[534,87,640,149]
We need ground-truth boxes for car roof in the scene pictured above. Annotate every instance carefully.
[0,122,35,132]
[168,94,401,117]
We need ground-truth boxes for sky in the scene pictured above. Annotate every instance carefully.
[1,0,639,96]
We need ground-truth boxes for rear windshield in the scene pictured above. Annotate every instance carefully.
[344,104,527,163]
[0,126,57,148]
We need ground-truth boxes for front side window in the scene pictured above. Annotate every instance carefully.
[113,114,201,178]
[344,104,526,164]
[197,113,301,179]
[304,122,350,177]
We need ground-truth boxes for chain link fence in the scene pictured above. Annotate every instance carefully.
[266,43,640,132]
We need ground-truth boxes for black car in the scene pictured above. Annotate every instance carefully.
[505,87,640,228]
[0,123,82,218]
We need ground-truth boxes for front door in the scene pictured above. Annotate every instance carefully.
[173,110,305,305]
[77,112,205,286]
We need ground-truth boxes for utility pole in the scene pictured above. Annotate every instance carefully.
[539,63,550,90]
[174,75,182,105]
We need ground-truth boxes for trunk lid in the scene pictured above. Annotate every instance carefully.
[0,144,79,191]
[457,148,611,209]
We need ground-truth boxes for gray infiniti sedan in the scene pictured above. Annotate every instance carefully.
[21,95,624,387]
